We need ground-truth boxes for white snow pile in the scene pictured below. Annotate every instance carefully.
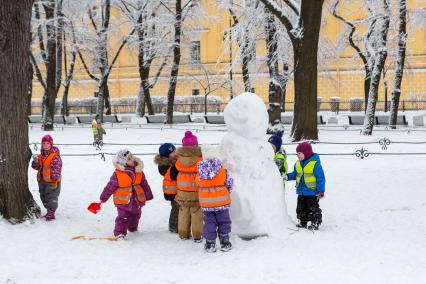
[220,92,287,238]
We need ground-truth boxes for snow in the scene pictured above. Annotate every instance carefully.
[220,92,287,237]
[1,118,426,283]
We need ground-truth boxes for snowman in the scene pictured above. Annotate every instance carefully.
[219,92,288,239]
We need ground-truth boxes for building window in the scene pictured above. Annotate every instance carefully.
[192,89,200,96]
[190,41,200,64]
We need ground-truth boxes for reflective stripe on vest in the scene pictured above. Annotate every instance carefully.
[113,171,146,205]
[37,153,61,183]
[295,160,317,189]
[162,168,177,195]
[176,157,202,192]
[196,168,231,208]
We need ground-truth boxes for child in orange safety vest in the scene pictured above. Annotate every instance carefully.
[99,149,153,240]
[196,144,233,252]
[31,135,62,221]
[154,143,179,233]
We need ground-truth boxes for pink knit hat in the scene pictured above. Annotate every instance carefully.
[182,131,198,147]
[41,135,54,146]
[296,142,313,160]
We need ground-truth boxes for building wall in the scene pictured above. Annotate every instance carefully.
[31,0,426,106]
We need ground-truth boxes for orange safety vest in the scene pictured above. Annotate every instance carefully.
[163,167,178,195]
[175,157,202,192]
[113,170,146,205]
[196,168,231,208]
[37,153,62,183]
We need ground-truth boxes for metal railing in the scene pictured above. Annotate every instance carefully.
[30,100,426,115]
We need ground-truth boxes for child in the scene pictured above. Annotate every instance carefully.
[154,143,179,233]
[286,142,325,230]
[196,144,233,252]
[92,114,106,143]
[175,131,203,242]
[31,135,63,221]
[100,149,153,239]
[268,130,288,181]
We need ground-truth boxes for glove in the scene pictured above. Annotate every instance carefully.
[282,174,288,181]
[49,182,58,189]
[317,192,325,200]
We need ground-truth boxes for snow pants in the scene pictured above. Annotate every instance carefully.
[296,195,322,226]
[203,209,232,241]
[178,203,203,240]
[38,181,61,210]
[169,201,179,233]
[114,207,142,236]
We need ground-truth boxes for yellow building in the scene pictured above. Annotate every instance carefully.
[31,0,426,112]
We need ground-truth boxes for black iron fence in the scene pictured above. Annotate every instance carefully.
[30,99,426,115]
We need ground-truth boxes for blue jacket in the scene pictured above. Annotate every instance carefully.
[287,153,325,196]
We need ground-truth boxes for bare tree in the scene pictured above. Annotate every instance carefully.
[31,0,64,130]
[185,64,230,115]
[164,0,200,124]
[77,0,134,120]
[119,0,172,117]
[0,0,41,222]
[61,20,78,116]
[362,0,391,135]
[389,0,407,128]
[259,0,324,141]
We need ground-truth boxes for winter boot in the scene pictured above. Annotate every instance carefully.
[307,223,319,230]
[45,209,56,221]
[204,240,217,253]
[219,234,232,252]
[296,221,307,229]
[115,234,126,241]
[193,238,203,243]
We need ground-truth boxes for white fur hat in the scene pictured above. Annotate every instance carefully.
[201,144,222,160]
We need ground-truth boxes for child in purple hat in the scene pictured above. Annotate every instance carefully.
[286,142,326,230]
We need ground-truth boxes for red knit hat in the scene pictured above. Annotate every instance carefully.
[41,135,54,146]
[296,142,313,160]
[182,131,198,147]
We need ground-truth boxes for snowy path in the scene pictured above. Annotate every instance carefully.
[1,126,426,283]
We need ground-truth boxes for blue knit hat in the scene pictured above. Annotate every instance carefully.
[159,143,176,157]
[268,131,284,153]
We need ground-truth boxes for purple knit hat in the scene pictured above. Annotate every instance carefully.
[182,131,198,147]
[296,142,313,160]
[41,135,54,146]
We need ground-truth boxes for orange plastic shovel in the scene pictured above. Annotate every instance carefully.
[87,202,102,214]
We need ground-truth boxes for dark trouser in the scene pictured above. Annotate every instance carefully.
[203,209,232,241]
[38,181,61,210]
[169,201,179,233]
[114,208,142,236]
[296,195,322,226]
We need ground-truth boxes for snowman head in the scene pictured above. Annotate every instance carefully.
[224,92,268,139]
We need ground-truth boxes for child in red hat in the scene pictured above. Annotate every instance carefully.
[286,142,325,230]
[31,135,62,221]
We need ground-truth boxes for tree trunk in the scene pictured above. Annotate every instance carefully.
[166,0,182,124]
[291,1,324,141]
[42,0,58,131]
[390,0,407,129]
[362,0,390,135]
[28,61,33,115]
[265,8,282,130]
[0,0,41,223]
[364,74,371,112]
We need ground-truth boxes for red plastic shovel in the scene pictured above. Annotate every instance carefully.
[87,202,102,214]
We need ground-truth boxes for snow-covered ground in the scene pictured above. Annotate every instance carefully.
[1,124,426,283]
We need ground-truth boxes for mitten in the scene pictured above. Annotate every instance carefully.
[317,192,325,199]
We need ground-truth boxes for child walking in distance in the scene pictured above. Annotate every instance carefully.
[286,142,325,230]
[31,135,62,221]
[100,149,153,240]
[91,114,106,143]
[196,144,233,252]
[175,131,203,242]
[154,143,179,233]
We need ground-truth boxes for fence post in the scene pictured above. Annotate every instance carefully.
[402,100,405,112]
